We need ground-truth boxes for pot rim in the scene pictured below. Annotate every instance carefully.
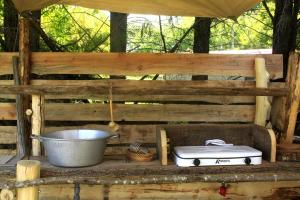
[32,129,119,142]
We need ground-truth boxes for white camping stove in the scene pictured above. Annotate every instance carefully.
[173,146,262,167]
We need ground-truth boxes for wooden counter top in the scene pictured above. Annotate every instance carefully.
[1,156,300,187]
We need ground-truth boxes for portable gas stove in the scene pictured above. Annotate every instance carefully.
[173,146,262,167]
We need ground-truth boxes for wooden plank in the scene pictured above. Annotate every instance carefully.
[11,181,300,200]
[29,53,283,79]
[0,126,17,144]
[0,149,16,156]
[0,53,283,79]
[283,53,300,143]
[0,80,285,103]
[0,103,16,120]
[45,125,157,145]
[0,53,18,75]
[0,80,257,103]
[3,157,300,181]
[109,181,300,200]
[39,184,104,200]
[0,103,255,122]
[45,104,255,122]
[0,84,289,97]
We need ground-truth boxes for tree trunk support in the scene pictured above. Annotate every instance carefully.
[255,58,270,126]
[16,160,40,200]
[31,95,45,156]
[283,53,300,143]
[18,16,31,156]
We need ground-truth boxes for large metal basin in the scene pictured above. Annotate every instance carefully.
[32,129,118,167]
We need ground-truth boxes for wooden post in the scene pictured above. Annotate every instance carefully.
[12,56,26,158]
[19,16,31,156]
[267,129,277,162]
[283,53,300,143]
[255,58,270,126]
[31,95,45,156]
[159,130,168,166]
[16,160,40,200]
[0,189,14,200]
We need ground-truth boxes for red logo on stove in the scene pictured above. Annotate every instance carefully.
[215,159,230,164]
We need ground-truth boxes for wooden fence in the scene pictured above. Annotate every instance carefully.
[0,52,284,155]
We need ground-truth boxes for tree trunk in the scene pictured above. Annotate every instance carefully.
[192,17,211,80]
[29,11,41,51]
[273,0,300,78]
[110,12,127,79]
[4,0,19,51]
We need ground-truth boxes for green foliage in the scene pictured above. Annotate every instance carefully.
[1,1,295,53]
[127,1,275,53]
[41,5,110,52]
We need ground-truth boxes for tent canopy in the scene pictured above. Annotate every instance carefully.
[12,0,260,17]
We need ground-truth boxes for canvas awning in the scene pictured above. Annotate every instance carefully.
[12,0,261,17]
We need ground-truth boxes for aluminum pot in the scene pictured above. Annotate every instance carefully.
[31,129,118,167]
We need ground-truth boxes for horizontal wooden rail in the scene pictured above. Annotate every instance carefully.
[0,84,289,97]
[0,53,283,79]
[0,103,254,122]
[0,80,285,103]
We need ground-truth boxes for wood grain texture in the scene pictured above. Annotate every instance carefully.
[0,79,285,103]
[18,17,31,158]
[44,103,255,122]
[39,184,104,200]
[283,53,300,143]
[0,103,255,122]
[0,53,284,79]
[0,53,18,75]
[30,53,283,78]
[45,125,156,145]
[0,84,288,96]
[255,58,270,127]
[268,129,277,162]
[31,95,44,156]
[6,157,300,181]
[0,126,16,144]
[16,160,40,200]
[109,181,300,200]
[0,149,16,156]
[0,103,16,120]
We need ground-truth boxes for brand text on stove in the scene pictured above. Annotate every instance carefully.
[215,159,230,164]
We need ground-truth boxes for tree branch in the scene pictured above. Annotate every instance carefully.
[169,23,195,53]
[28,17,64,52]
[158,16,167,52]
[262,0,274,22]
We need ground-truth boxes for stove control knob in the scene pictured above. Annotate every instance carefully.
[193,159,200,166]
[244,157,251,165]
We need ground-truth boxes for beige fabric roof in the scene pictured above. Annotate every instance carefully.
[12,0,260,17]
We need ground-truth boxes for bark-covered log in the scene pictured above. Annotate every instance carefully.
[1,172,300,189]
[192,17,211,81]
[110,12,127,79]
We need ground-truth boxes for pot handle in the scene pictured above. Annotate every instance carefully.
[108,134,120,140]
[31,134,43,142]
